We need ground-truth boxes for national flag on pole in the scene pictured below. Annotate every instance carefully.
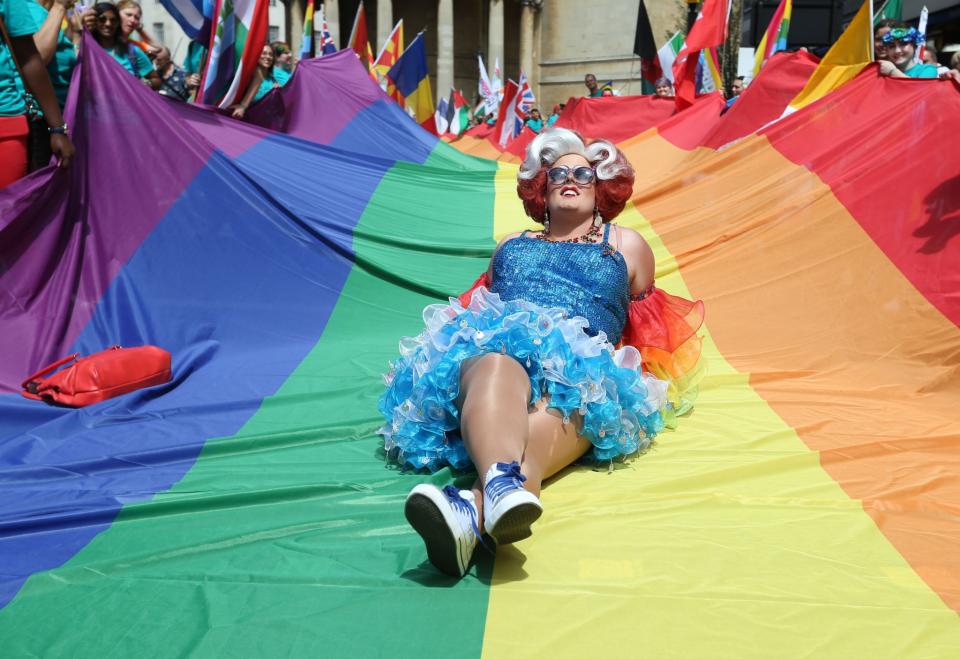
[374,20,403,79]
[657,31,684,83]
[916,6,928,62]
[434,95,450,135]
[516,70,535,115]
[386,32,436,135]
[672,0,732,109]
[199,0,269,108]
[753,0,792,76]
[873,0,902,23]
[788,0,873,112]
[449,88,470,136]
[478,55,499,116]
[299,0,315,60]
[318,5,336,55]
[698,47,723,93]
[495,79,520,146]
[348,1,377,81]
[633,0,663,83]
[158,0,209,42]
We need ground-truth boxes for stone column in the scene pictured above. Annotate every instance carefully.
[324,0,339,49]
[519,0,535,80]
[288,0,306,55]
[487,0,504,74]
[437,0,454,96]
[376,0,392,54]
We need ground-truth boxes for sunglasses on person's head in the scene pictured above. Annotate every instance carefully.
[547,166,596,186]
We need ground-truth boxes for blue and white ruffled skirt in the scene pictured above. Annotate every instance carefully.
[378,288,668,472]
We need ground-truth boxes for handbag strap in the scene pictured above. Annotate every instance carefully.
[21,353,80,391]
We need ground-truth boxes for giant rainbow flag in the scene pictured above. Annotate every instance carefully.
[1,32,959,657]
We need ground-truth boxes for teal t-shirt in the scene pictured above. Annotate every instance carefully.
[525,117,543,133]
[905,63,938,79]
[0,0,42,117]
[273,66,291,86]
[253,74,279,102]
[108,42,153,78]
[183,41,206,75]
[25,1,76,108]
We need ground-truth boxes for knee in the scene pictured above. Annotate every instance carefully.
[461,353,530,399]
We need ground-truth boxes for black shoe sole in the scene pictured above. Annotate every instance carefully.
[487,502,542,545]
[405,493,465,578]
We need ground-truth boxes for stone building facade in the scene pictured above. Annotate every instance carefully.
[140,0,688,111]
[298,0,687,112]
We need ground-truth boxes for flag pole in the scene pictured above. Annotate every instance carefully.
[722,0,743,94]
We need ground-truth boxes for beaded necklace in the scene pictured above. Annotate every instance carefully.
[535,222,602,244]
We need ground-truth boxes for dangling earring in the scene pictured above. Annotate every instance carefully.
[593,207,602,227]
[543,209,551,235]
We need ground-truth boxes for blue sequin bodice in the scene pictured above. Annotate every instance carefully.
[490,227,630,343]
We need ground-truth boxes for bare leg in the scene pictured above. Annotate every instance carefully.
[457,353,532,481]
[464,395,591,529]
[519,400,592,497]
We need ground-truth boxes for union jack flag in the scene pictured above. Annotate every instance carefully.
[318,4,336,55]
[516,70,536,115]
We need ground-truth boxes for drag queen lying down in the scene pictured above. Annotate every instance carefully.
[379,127,704,577]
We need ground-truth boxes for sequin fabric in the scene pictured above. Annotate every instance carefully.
[490,230,630,344]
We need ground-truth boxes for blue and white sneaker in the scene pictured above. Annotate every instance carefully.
[405,484,481,578]
[482,461,543,545]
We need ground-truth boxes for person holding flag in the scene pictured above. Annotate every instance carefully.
[231,43,282,118]
[877,23,937,78]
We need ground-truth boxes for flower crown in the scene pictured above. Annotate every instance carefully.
[881,27,925,46]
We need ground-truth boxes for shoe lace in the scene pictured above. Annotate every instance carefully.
[442,485,483,541]
[485,460,527,502]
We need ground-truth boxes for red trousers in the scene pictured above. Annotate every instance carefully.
[0,115,29,189]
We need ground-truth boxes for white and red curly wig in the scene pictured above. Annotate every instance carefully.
[516,128,635,224]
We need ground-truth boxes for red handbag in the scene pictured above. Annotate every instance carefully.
[21,345,172,407]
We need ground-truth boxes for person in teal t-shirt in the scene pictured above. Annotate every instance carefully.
[0,0,74,187]
[232,44,282,119]
[273,65,291,87]
[26,0,76,108]
[524,108,543,133]
[878,25,939,80]
[271,40,294,85]
[82,2,160,88]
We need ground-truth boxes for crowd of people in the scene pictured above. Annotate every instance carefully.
[3,0,960,189]
[0,0,302,188]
